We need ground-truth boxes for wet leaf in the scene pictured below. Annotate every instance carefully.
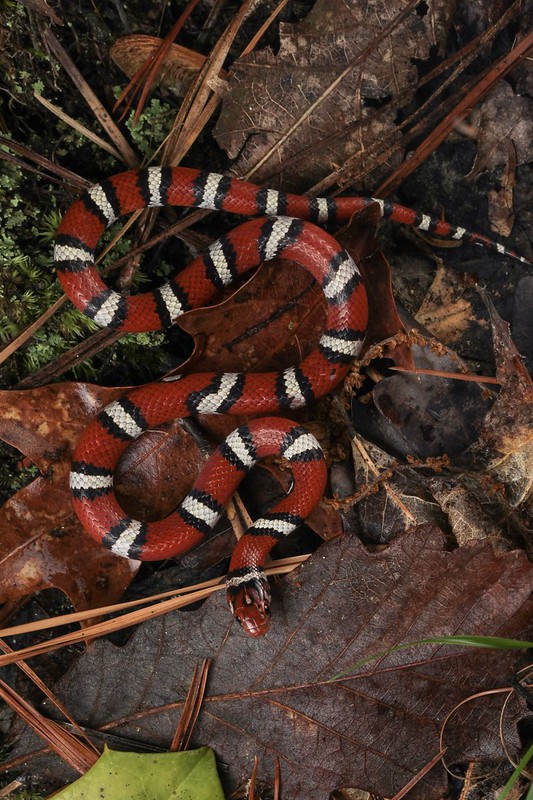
[487,139,517,238]
[178,259,325,376]
[14,526,533,800]
[114,419,206,522]
[349,294,532,544]
[0,385,135,618]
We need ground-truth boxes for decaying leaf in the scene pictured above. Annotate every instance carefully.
[0,385,135,619]
[415,264,475,344]
[511,276,533,375]
[214,0,455,188]
[352,340,493,461]
[465,80,532,238]
[461,291,533,506]
[341,433,447,545]
[114,419,207,522]
[467,82,533,179]
[346,288,532,549]
[487,140,517,238]
[13,527,533,800]
[429,479,503,548]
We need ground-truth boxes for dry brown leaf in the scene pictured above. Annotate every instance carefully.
[214,0,455,189]
[11,526,533,800]
[110,35,206,96]
[342,432,447,544]
[429,479,503,548]
[487,139,517,238]
[415,265,474,344]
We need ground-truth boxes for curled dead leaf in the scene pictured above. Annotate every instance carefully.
[110,35,206,95]
[415,264,474,344]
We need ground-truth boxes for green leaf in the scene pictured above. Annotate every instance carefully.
[53,746,225,800]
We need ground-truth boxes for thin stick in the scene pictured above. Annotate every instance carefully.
[0,556,310,641]
[389,366,500,385]
[389,748,448,800]
[41,29,138,167]
[377,29,533,196]
[34,94,124,161]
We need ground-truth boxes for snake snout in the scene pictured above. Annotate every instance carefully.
[227,577,271,637]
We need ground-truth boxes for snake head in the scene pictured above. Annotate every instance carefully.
[226,571,271,637]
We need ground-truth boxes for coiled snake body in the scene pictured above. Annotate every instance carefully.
[55,167,525,636]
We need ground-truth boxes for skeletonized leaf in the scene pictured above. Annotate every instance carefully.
[214,0,455,189]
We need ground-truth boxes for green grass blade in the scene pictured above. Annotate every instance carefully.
[329,636,533,681]
[498,741,533,800]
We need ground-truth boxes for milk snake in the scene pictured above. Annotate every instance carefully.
[55,167,527,636]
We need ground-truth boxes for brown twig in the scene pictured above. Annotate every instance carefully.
[377,29,533,197]
[243,0,421,183]
[389,366,500,385]
[0,556,310,667]
[0,678,97,774]
[309,0,524,196]
[170,659,210,751]
[0,134,89,191]
[113,0,203,124]
[161,0,254,166]
[40,29,138,167]
[0,638,99,756]
[389,748,448,800]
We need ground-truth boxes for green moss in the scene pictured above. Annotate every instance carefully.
[0,442,40,505]
[115,90,176,158]
[1,54,179,387]
[0,155,103,381]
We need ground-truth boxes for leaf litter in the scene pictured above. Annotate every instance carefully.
[11,527,533,799]
[0,384,134,620]
[0,0,532,798]
[214,0,456,189]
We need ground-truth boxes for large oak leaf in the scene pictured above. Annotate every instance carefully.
[12,526,533,799]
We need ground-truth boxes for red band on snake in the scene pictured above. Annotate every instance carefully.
[56,167,526,636]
